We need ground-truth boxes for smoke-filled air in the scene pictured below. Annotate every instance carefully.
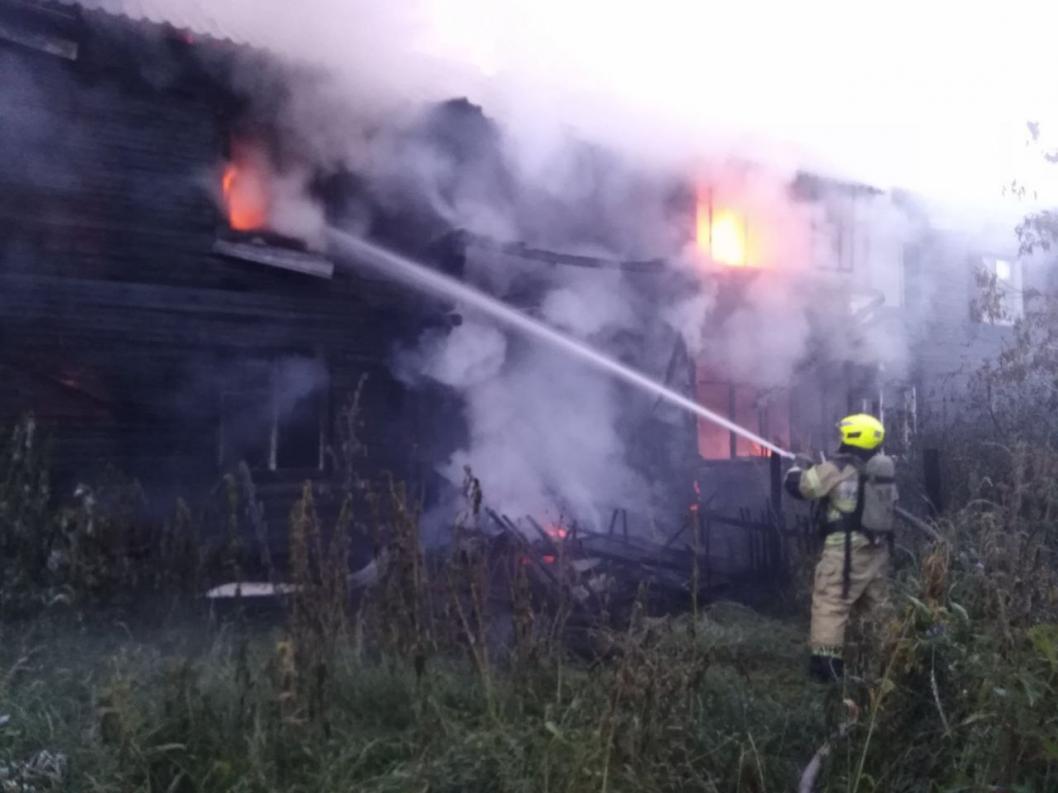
[8,0,1058,789]
[156,0,1058,528]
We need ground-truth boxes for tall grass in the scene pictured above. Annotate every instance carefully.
[3,409,1058,790]
[0,601,823,792]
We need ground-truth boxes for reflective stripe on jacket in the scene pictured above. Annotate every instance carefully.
[798,459,866,542]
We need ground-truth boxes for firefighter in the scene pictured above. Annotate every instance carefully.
[784,413,898,683]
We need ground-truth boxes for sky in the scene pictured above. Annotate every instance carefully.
[414,0,1058,213]
[116,0,1058,518]
[192,0,1058,219]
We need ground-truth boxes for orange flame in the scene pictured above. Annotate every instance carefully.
[710,210,748,267]
[696,191,752,268]
[222,160,269,232]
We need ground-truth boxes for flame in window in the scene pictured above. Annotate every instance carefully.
[222,149,270,232]
[696,188,754,268]
[709,210,748,267]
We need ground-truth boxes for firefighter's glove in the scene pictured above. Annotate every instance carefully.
[784,467,806,501]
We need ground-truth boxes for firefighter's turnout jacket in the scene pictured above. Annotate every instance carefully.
[793,452,898,663]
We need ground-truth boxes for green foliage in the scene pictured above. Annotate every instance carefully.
[0,606,821,793]
[7,294,1058,790]
[3,448,1058,792]
[969,284,1058,445]
[0,416,54,615]
[0,417,257,616]
[813,442,1058,792]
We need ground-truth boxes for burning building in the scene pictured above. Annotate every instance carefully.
[0,0,464,542]
[0,0,1045,580]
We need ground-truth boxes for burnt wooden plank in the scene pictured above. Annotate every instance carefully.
[0,273,405,322]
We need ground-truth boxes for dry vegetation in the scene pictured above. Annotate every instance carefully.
[3,306,1058,790]
[1,430,1057,792]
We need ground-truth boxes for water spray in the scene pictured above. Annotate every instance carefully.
[326,228,795,460]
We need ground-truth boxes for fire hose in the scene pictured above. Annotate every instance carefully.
[326,229,944,544]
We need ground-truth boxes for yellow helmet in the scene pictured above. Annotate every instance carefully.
[837,413,885,450]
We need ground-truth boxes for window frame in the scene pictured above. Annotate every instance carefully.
[212,129,334,279]
[218,357,329,475]
[974,255,1024,326]
[695,376,790,461]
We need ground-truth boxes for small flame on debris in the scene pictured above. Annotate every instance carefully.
[690,480,702,513]
[547,525,568,540]
[520,554,557,566]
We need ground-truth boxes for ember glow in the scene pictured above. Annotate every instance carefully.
[520,554,557,566]
[221,160,269,232]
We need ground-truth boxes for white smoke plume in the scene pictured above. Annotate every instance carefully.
[443,342,652,525]
[109,0,1058,523]
[183,0,1058,215]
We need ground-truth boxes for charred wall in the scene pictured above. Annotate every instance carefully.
[0,6,440,528]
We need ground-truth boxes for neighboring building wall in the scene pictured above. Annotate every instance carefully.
[901,228,1021,435]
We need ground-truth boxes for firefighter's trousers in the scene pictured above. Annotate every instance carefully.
[810,532,891,658]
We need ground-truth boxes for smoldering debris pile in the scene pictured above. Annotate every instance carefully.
[460,505,787,633]
[204,497,791,649]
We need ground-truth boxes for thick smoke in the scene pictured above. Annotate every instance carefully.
[95,0,1055,524]
[198,5,916,524]
[181,0,1058,213]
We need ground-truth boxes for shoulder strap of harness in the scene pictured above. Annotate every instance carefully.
[842,462,867,598]
[834,455,896,598]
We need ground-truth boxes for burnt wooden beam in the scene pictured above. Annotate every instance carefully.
[0,274,408,353]
[0,274,367,320]
[770,451,783,518]
[525,515,560,556]
[577,532,711,577]
[467,236,666,273]
[696,509,773,533]
[212,239,334,279]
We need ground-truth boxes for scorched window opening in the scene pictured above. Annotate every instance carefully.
[219,134,276,237]
[973,255,1024,326]
[216,131,308,248]
[695,188,751,269]
[695,378,790,461]
[218,357,328,475]
[213,131,335,278]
